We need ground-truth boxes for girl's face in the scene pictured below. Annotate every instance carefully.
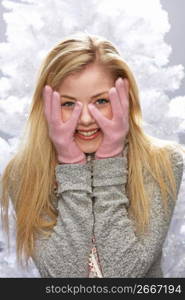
[58,63,114,154]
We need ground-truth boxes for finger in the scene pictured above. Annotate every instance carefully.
[88,103,109,128]
[115,78,129,115]
[124,79,130,117]
[124,78,129,95]
[66,101,83,132]
[43,85,53,123]
[51,91,63,125]
[108,87,122,119]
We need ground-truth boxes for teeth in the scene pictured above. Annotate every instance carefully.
[77,129,98,136]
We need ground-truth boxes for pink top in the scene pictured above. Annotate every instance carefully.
[88,236,103,277]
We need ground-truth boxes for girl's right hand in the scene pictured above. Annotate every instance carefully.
[42,85,86,164]
[88,78,129,159]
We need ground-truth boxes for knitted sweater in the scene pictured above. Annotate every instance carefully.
[31,144,184,278]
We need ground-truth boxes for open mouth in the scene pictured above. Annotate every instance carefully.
[75,128,101,140]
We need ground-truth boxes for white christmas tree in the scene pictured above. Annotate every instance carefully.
[0,0,185,277]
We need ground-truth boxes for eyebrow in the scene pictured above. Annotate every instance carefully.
[60,91,108,100]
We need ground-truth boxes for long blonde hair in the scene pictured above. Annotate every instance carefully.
[0,32,184,267]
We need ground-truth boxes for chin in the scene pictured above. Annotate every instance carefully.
[78,145,98,154]
[75,137,102,154]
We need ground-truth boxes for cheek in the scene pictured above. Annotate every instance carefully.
[99,104,113,120]
[61,108,73,122]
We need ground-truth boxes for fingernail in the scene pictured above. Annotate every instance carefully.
[44,85,50,91]
[118,77,123,83]
[43,85,51,96]
[76,101,83,110]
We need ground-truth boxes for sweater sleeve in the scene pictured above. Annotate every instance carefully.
[92,147,184,278]
[32,162,94,278]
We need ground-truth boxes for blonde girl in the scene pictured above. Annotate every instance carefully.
[1,33,184,277]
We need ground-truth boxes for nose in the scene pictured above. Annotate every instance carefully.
[78,103,94,125]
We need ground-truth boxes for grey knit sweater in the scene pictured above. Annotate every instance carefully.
[32,145,183,278]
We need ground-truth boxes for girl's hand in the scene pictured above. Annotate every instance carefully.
[43,85,86,164]
[88,77,129,159]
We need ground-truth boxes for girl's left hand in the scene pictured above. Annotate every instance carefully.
[88,77,129,159]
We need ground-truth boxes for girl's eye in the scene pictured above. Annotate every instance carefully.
[95,98,109,105]
[61,101,75,107]
[61,98,109,107]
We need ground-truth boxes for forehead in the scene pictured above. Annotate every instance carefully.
[58,63,114,94]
